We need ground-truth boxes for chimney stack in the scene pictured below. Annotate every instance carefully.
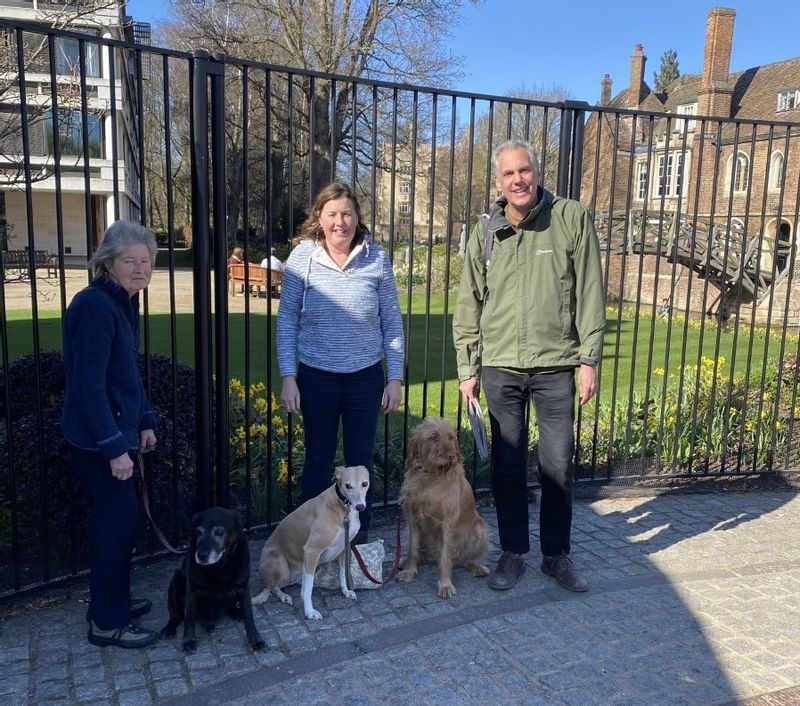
[697,7,736,117]
[628,44,647,108]
[600,74,612,106]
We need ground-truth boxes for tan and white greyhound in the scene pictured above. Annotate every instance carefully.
[251,465,369,620]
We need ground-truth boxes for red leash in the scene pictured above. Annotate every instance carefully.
[351,511,403,585]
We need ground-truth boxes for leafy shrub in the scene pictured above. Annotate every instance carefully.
[0,353,198,585]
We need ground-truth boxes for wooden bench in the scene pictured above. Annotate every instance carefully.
[2,249,58,282]
[228,262,282,297]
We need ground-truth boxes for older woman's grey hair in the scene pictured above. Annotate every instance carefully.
[88,221,157,279]
[492,140,541,176]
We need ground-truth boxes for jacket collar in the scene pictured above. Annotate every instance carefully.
[91,275,139,316]
[487,186,554,234]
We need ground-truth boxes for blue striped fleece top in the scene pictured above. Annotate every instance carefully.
[277,236,404,380]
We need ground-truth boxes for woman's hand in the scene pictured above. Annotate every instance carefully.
[110,452,134,481]
[140,428,157,453]
[281,376,301,414]
[382,379,402,414]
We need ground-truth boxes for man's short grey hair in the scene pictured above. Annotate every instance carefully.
[88,220,157,279]
[493,140,541,175]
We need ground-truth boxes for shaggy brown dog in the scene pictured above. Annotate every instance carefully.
[398,417,489,598]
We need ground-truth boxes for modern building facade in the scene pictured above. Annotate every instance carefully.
[0,0,147,265]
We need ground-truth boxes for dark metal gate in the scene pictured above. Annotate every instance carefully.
[1,18,798,599]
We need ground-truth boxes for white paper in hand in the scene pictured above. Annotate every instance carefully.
[467,399,490,460]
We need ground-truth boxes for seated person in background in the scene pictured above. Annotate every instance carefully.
[228,246,245,295]
[260,247,284,272]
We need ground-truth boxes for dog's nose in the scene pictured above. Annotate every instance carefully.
[354,503,365,512]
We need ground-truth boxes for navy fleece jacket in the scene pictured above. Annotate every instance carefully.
[61,276,155,460]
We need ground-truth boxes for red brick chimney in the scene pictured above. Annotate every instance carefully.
[600,74,612,106]
[628,44,647,108]
[697,7,736,117]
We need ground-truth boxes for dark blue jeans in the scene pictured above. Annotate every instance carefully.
[296,362,384,529]
[481,367,575,557]
[70,445,138,630]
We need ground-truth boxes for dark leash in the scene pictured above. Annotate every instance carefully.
[137,450,188,555]
[337,483,403,588]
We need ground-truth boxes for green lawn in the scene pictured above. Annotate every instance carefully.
[5,295,787,422]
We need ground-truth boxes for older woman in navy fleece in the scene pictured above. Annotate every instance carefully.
[278,182,404,542]
[61,221,160,649]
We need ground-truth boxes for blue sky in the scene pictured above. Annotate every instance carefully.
[127,0,800,102]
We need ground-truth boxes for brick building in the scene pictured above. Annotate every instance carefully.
[581,7,800,324]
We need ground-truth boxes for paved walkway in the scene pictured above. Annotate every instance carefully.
[2,489,800,706]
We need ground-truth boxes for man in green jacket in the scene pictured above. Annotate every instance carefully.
[453,140,605,592]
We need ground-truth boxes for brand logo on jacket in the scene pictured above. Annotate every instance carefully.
[536,249,553,256]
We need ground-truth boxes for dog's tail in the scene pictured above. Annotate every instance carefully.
[251,588,270,606]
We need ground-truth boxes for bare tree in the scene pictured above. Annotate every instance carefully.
[157,0,482,245]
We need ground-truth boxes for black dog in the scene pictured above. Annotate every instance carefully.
[162,507,266,654]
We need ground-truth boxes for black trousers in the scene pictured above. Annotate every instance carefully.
[70,445,138,630]
[296,362,384,529]
[481,367,575,557]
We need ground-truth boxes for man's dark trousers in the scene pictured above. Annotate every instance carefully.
[481,367,575,556]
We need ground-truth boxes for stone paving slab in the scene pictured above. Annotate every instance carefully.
[2,490,800,705]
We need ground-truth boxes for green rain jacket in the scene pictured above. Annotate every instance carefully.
[453,188,606,381]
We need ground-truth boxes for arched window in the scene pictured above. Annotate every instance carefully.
[731,152,749,192]
[769,151,785,191]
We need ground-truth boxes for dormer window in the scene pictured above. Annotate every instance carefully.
[675,103,697,132]
[777,89,799,112]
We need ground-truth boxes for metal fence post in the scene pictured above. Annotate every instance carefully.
[568,101,590,200]
[190,49,213,510]
[210,51,230,508]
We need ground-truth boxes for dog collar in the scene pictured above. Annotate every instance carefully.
[335,482,351,508]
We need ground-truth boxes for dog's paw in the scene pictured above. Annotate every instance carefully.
[251,638,267,652]
[469,563,490,577]
[437,579,456,599]
[182,639,197,654]
[161,625,176,639]
[342,588,357,601]
[397,567,417,583]
[305,608,323,620]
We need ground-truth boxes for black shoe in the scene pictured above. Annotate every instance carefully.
[351,530,369,545]
[488,550,526,590]
[87,621,160,649]
[85,597,152,623]
[541,553,589,592]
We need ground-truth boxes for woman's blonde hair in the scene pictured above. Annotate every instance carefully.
[88,221,157,279]
[293,182,368,247]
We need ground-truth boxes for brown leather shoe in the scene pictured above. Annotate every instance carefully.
[488,550,525,590]
[541,553,589,592]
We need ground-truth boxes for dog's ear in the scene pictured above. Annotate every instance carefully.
[333,465,346,481]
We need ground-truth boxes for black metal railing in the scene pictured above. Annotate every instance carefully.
[1,18,799,598]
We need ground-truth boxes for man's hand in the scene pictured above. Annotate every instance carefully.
[577,363,598,405]
[281,376,301,414]
[459,377,480,405]
[382,379,402,414]
[110,452,134,481]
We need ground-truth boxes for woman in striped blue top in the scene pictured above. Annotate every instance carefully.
[277,182,404,540]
